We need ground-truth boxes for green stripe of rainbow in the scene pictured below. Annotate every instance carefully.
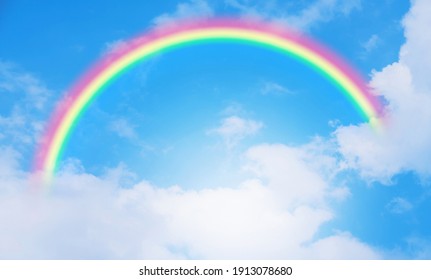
[34,19,383,187]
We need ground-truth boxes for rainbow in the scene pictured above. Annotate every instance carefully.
[34,19,383,187]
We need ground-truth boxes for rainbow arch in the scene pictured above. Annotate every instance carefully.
[34,19,383,187]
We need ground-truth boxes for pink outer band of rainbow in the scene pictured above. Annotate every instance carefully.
[34,18,384,187]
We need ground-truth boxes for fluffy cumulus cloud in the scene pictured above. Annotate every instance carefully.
[0,142,379,259]
[335,0,431,183]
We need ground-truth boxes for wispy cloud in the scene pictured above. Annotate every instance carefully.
[152,0,213,28]
[109,118,138,140]
[102,39,129,56]
[386,197,413,214]
[362,34,380,53]
[208,115,263,148]
[279,0,361,30]
[225,0,362,31]
[261,81,292,96]
[0,61,53,147]
[0,60,52,111]
[149,0,360,32]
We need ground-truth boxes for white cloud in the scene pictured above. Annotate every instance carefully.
[150,0,361,32]
[279,0,362,31]
[102,39,129,56]
[404,237,431,259]
[334,0,431,183]
[244,144,328,207]
[220,102,246,116]
[208,116,263,148]
[102,0,214,56]
[152,0,213,28]
[0,60,51,111]
[0,146,27,195]
[0,109,42,146]
[224,0,276,16]
[225,0,362,31]
[148,0,362,32]
[0,61,52,147]
[306,232,379,259]
[363,34,380,53]
[261,81,291,95]
[109,118,138,140]
[329,186,351,201]
[0,143,379,259]
[386,197,413,214]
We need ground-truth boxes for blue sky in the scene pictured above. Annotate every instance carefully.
[1,0,430,259]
